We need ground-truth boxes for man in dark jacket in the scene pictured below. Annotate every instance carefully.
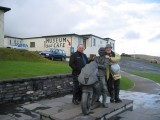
[69,44,88,105]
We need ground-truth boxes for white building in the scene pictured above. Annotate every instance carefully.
[4,34,115,57]
[0,6,10,47]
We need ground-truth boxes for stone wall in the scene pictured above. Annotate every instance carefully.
[0,74,73,104]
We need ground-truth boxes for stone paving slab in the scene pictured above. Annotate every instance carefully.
[22,103,47,111]
[39,99,133,120]
[39,97,72,105]
[0,114,16,120]
[38,107,61,117]
[50,106,82,120]
[90,99,133,119]
[44,101,66,107]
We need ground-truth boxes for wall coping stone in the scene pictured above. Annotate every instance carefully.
[0,74,72,83]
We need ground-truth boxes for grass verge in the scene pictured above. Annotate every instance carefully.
[120,76,134,90]
[129,72,160,83]
[0,60,71,80]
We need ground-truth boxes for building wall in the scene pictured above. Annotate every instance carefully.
[43,36,73,56]
[4,34,115,57]
[4,37,23,47]
[0,10,4,47]
[84,36,109,57]
[23,35,84,56]
[106,38,115,51]
[23,38,45,51]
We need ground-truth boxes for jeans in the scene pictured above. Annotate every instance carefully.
[107,74,120,97]
[72,75,82,101]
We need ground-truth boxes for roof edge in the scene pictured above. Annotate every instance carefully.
[0,6,11,12]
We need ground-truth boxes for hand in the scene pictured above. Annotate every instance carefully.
[105,55,110,59]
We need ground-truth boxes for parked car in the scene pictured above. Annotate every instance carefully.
[7,44,28,50]
[40,48,66,61]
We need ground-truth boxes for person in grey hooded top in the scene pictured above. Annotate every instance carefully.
[94,47,110,107]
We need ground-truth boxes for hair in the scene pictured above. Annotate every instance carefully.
[77,44,85,49]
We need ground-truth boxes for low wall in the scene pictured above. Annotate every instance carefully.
[0,74,73,104]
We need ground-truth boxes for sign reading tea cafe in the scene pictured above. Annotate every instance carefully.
[44,37,71,48]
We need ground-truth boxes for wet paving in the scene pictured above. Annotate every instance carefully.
[0,90,160,120]
[0,103,40,120]
[114,90,160,120]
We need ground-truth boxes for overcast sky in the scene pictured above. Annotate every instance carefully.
[0,0,160,56]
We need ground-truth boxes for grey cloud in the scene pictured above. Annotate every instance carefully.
[3,0,92,37]
[149,34,160,42]
[123,31,140,40]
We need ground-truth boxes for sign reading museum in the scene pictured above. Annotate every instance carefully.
[44,37,70,48]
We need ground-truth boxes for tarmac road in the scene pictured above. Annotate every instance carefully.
[119,58,160,74]
[119,58,160,94]
[121,71,160,94]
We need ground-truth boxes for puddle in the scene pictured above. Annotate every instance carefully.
[119,90,160,110]
[0,103,39,119]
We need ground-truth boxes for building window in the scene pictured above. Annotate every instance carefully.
[10,40,11,45]
[78,39,82,44]
[30,42,35,48]
[93,38,96,46]
[112,43,114,50]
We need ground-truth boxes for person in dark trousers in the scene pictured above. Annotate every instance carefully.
[94,47,110,107]
[69,44,88,105]
[105,44,122,103]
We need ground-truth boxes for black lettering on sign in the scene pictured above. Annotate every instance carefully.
[45,37,69,48]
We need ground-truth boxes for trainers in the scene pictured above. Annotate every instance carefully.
[102,103,108,108]
[115,98,122,103]
[110,98,115,103]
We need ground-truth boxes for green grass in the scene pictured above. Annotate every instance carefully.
[0,48,48,62]
[0,48,71,80]
[120,76,134,90]
[129,72,160,83]
[0,60,71,80]
[0,48,134,90]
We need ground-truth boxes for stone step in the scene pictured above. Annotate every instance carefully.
[39,99,133,120]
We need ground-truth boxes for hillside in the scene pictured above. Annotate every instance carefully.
[0,48,71,79]
[131,54,160,64]
[0,48,49,62]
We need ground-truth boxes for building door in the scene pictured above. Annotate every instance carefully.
[83,39,86,48]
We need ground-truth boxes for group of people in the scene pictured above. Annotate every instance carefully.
[69,44,122,106]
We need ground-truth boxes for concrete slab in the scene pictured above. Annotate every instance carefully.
[50,106,82,120]
[59,103,80,111]
[73,115,95,120]
[0,114,16,120]
[22,103,47,111]
[39,99,133,120]
[38,107,61,117]
[90,107,115,118]
[53,97,73,104]
[90,99,133,119]
[45,101,66,107]
[38,97,72,105]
